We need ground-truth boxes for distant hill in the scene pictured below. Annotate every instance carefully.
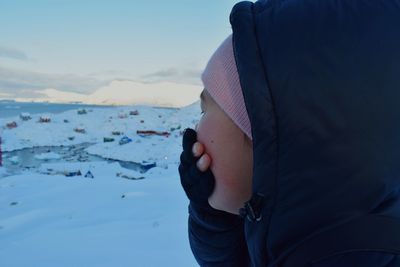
[5,80,202,108]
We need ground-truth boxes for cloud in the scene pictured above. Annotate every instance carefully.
[86,70,134,80]
[0,65,203,106]
[142,68,179,78]
[140,67,202,85]
[0,65,109,98]
[0,92,12,97]
[0,46,29,61]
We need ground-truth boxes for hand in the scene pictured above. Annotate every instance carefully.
[179,128,214,207]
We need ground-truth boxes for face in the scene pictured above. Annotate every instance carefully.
[196,89,253,214]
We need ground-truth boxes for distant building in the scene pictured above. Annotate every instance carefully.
[103,137,115,143]
[118,113,128,119]
[119,136,132,145]
[84,171,94,179]
[112,131,123,136]
[129,110,139,116]
[77,109,87,115]
[6,121,18,129]
[39,116,51,123]
[74,128,86,134]
[19,113,32,121]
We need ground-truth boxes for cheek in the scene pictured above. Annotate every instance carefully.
[196,113,232,177]
[196,114,218,150]
[196,113,241,178]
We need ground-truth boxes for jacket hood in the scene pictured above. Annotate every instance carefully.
[230,0,400,265]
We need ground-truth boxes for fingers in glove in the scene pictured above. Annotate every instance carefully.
[179,156,214,192]
[184,164,215,204]
[182,128,197,154]
[179,128,215,206]
[180,147,210,172]
[196,153,211,172]
[192,142,204,158]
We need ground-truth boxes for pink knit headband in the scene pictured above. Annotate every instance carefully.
[201,34,252,140]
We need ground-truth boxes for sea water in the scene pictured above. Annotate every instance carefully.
[0,100,113,119]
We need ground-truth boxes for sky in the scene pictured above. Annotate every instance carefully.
[0,0,239,103]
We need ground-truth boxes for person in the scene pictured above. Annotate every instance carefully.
[179,0,400,266]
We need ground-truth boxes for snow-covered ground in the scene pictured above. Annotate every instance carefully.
[0,167,6,177]
[34,152,62,160]
[0,102,200,166]
[0,102,202,266]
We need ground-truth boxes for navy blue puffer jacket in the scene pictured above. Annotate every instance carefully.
[188,0,400,266]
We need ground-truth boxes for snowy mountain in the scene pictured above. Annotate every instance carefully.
[10,80,202,108]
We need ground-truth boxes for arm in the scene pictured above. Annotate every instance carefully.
[188,202,250,267]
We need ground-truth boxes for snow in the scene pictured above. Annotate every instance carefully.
[20,112,31,117]
[0,167,6,176]
[0,101,202,266]
[0,103,201,167]
[9,156,19,164]
[34,152,61,160]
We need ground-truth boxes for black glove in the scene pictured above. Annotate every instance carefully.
[179,128,215,208]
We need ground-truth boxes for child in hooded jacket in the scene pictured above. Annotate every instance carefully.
[179,1,400,266]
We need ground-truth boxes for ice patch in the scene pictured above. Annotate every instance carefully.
[34,152,61,160]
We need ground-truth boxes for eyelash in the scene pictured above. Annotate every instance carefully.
[200,111,205,115]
